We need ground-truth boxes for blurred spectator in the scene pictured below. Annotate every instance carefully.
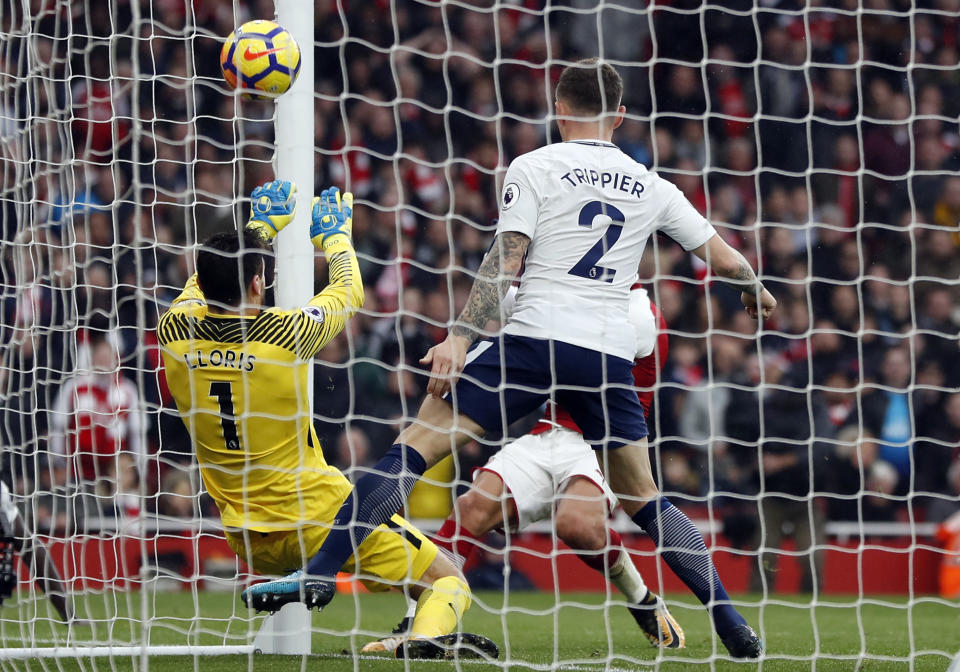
[928,460,960,525]
[70,49,130,161]
[821,370,858,433]
[331,427,374,479]
[917,288,958,369]
[360,361,425,449]
[863,347,913,486]
[48,333,145,487]
[678,336,744,452]
[44,332,145,531]
[312,334,352,450]
[915,392,960,512]
[827,428,905,524]
[729,354,832,593]
[808,320,856,385]
[158,469,199,520]
[863,460,901,523]
[98,451,142,524]
[723,353,763,480]
[933,177,960,235]
[366,287,434,366]
[830,429,876,522]
[863,94,911,179]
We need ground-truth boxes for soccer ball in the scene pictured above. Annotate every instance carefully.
[220,20,301,99]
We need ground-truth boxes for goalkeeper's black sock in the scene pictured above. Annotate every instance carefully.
[632,497,746,637]
[305,443,426,579]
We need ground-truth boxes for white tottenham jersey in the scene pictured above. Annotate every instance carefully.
[496,139,715,360]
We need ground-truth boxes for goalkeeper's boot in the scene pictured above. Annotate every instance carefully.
[627,591,685,648]
[240,570,335,613]
[720,624,764,659]
[397,633,500,660]
[360,616,413,654]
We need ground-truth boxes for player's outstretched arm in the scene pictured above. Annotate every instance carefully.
[161,180,297,319]
[292,187,365,358]
[421,231,530,397]
[246,179,297,241]
[691,234,777,320]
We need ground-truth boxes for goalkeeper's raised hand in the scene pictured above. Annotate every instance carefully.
[247,180,297,240]
[311,187,353,251]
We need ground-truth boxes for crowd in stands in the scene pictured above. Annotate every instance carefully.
[0,0,957,563]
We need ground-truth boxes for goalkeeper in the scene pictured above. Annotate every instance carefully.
[158,181,497,660]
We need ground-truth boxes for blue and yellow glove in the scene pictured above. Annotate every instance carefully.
[311,187,354,253]
[247,180,297,240]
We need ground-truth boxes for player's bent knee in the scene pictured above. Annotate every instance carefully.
[454,469,510,534]
[454,488,504,535]
[556,510,608,551]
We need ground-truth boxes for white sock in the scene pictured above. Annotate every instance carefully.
[404,594,417,620]
[437,545,467,571]
[608,548,649,604]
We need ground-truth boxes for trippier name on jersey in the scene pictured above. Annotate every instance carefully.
[559,168,645,198]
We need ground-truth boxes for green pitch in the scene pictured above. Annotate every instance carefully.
[0,589,957,671]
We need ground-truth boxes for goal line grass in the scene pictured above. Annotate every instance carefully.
[0,590,955,671]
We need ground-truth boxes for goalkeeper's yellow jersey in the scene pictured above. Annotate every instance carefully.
[157,245,364,532]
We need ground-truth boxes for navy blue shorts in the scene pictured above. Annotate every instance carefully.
[451,334,647,450]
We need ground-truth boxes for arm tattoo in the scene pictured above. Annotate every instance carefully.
[451,232,530,343]
[719,250,766,295]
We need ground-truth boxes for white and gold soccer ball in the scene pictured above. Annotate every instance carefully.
[220,20,301,99]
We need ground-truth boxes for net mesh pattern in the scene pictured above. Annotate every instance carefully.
[0,0,957,667]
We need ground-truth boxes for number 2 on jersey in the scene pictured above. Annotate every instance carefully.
[209,381,241,451]
[568,200,625,282]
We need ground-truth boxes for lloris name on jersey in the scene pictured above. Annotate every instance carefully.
[185,349,256,371]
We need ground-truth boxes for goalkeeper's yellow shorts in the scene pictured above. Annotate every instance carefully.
[225,514,438,592]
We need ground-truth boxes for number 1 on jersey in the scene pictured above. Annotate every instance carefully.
[568,200,626,282]
[209,381,241,451]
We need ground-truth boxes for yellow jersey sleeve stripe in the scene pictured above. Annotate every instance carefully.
[159,246,363,357]
[294,247,365,358]
[277,320,303,352]
[250,314,288,346]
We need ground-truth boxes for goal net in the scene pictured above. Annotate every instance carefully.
[0,0,958,669]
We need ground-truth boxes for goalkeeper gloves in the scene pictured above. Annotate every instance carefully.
[247,180,297,240]
[311,187,354,251]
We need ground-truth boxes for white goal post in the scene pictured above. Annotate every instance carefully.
[257,0,315,656]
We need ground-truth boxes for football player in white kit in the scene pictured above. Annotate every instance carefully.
[258,57,775,659]
[363,285,684,654]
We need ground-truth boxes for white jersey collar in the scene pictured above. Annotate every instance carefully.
[564,139,617,148]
